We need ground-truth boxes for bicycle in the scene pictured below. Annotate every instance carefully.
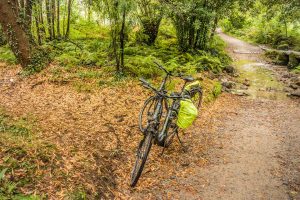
[130,61,203,187]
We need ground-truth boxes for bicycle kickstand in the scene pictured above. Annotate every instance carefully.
[176,131,187,152]
[160,145,166,156]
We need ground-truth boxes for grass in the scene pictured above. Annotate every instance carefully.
[0,45,16,64]
[0,108,61,199]
[291,65,300,74]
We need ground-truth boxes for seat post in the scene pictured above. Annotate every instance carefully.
[180,80,188,95]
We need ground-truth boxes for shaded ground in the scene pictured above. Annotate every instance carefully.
[0,32,299,199]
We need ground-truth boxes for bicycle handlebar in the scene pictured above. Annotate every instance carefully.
[154,61,171,75]
[139,78,183,99]
[153,61,191,81]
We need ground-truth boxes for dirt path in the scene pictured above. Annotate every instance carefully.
[188,33,300,199]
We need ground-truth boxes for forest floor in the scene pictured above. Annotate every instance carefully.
[127,32,300,199]
[0,32,299,199]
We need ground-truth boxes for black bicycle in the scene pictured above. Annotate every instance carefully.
[130,61,203,187]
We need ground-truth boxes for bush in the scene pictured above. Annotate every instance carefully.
[288,53,300,69]
[292,65,300,74]
[124,56,162,78]
[212,82,222,97]
[195,56,223,73]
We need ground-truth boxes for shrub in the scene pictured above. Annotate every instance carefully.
[124,56,162,78]
[212,82,222,97]
[0,46,16,64]
[288,53,300,69]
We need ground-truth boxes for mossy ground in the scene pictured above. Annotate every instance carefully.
[0,108,61,199]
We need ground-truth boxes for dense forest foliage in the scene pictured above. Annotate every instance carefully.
[0,0,299,76]
[221,0,300,51]
[0,0,241,77]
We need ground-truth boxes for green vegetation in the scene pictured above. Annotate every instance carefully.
[0,108,60,199]
[0,0,237,74]
[292,65,300,74]
[0,45,17,64]
[1,20,231,81]
[220,0,300,51]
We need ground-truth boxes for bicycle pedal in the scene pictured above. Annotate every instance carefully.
[170,123,177,128]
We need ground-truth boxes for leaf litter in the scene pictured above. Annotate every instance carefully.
[0,64,237,199]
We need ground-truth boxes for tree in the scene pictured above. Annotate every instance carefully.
[57,0,61,38]
[137,0,163,45]
[162,0,212,51]
[267,0,300,37]
[46,0,53,40]
[101,0,132,72]
[65,0,73,38]
[51,0,56,39]
[162,0,237,51]
[0,0,33,67]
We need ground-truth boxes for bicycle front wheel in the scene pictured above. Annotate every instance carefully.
[139,96,168,133]
[130,131,153,187]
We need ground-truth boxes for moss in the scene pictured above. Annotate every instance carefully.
[277,43,289,50]
[212,82,222,97]
[0,46,16,64]
[265,50,278,60]
[288,53,300,69]
[275,52,289,65]
[0,109,57,199]
[291,65,300,74]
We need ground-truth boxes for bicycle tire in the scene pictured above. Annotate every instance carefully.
[130,131,153,187]
[190,88,203,109]
[139,96,156,133]
[139,96,168,133]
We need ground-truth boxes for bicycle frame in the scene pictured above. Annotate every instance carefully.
[148,74,189,145]
[131,61,201,187]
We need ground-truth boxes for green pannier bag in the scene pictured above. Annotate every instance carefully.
[185,81,200,92]
[176,99,198,129]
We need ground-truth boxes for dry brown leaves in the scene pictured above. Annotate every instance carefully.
[0,64,242,199]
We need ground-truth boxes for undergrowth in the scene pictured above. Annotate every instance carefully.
[0,45,17,64]
[220,2,300,51]
[0,108,61,199]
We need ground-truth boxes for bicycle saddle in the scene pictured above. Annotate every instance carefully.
[182,76,194,82]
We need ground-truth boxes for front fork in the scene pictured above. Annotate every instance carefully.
[157,100,177,145]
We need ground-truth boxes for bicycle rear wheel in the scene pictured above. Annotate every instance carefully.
[130,131,153,187]
[190,88,203,109]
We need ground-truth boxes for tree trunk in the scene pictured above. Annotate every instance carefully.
[0,0,32,67]
[35,15,42,45]
[56,0,61,38]
[51,0,56,39]
[39,0,46,38]
[284,18,288,37]
[45,0,53,40]
[120,8,126,70]
[87,0,92,21]
[24,0,33,35]
[65,0,72,38]
[210,15,218,39]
